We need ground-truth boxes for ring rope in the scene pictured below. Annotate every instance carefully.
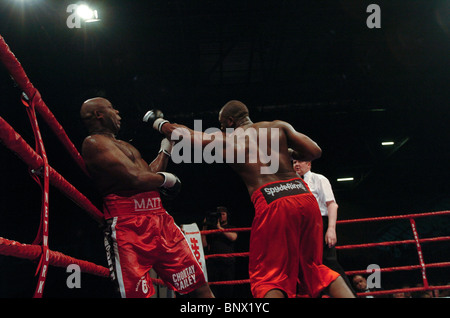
[192,227,251,236]
[209,279,250,286]
[0,35,88,176]
[336,210,450,224]
[0,237,109,278]
[345,262,450,276]
[336,236,450,250]
[0,238,177,292]
[355,285,450,298]
[204,252,249,260]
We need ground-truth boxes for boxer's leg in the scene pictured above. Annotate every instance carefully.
[264,289,287,298]
[153,213,214,297]
[188,282,215,298]
[104,217,155,298]
[324,276,355,298]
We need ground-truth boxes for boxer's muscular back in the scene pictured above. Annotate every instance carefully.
[226,120,321,196]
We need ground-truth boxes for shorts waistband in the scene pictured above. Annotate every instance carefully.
[251,178,310,205]
[103,191,166,219]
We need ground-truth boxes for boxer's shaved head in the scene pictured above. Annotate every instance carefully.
[220,100,249,119]
[80,97,121,135]
[218,100,250,130]
[80,97,110,120]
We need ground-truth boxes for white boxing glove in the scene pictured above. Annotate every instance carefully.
[158,138,174,157]
[157,172,179,188]
[142,109,169,133]
[157,172,182,199]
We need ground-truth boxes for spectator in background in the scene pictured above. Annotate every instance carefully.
[438,284,450,298]
[392,285,412,298]
[352,275,374,298]
[412,283,434,298]
[293,159,355,294]
[202,206,238,297]
[352,274,389,298]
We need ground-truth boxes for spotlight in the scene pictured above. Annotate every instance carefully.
[76,3,100,23]
[76,4,94,20]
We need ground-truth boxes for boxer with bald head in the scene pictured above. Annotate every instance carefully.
[80,97,214,298]
[147,100,355,298]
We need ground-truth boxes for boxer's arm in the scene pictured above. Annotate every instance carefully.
[160,122,223,148]
[149,138,173,173]
[82,136,165,191]
[146,112,223,147]
[275,121,322,161]
[148,151,169,173]
[325,201,338,247]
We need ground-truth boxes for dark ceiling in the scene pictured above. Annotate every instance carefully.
[0,0,449,297]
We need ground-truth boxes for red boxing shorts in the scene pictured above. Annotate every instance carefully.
[249,178,339,298]
[103,191,206,298]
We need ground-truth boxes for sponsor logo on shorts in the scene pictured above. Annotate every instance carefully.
[134,197,162,212]
[172,265,196,291]
[136,276,150,295]
[261,179,309,204]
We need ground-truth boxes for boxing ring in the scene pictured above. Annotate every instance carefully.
[0,34,449,298]
[201,210,450,298]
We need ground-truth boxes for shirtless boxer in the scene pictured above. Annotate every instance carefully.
[145,100,355,298]
[79,97,213,298]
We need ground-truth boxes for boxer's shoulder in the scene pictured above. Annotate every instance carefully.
[83,134,114,149]
[82,134,123,160]
[252,120,290,130]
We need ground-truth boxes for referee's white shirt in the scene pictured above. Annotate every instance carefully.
[301,171,336,217]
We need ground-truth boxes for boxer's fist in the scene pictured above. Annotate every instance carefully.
[159,179,181,200]
[158,138,174,157]
[143,109,169,133]
[157,172,181,199]
[143,109,164,122]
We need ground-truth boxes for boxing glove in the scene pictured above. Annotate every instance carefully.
[158,138,174,157]
[143,109,169,133]
[157,172,181,199]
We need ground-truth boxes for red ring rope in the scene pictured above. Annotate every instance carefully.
[0,237,109,278]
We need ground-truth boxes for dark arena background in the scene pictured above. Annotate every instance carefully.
[0,0,449,299]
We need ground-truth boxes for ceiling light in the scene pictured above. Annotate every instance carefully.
[76,4,94,20]
[337,177,354,182]
[381,141,395,146]
[75,4,100,23]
